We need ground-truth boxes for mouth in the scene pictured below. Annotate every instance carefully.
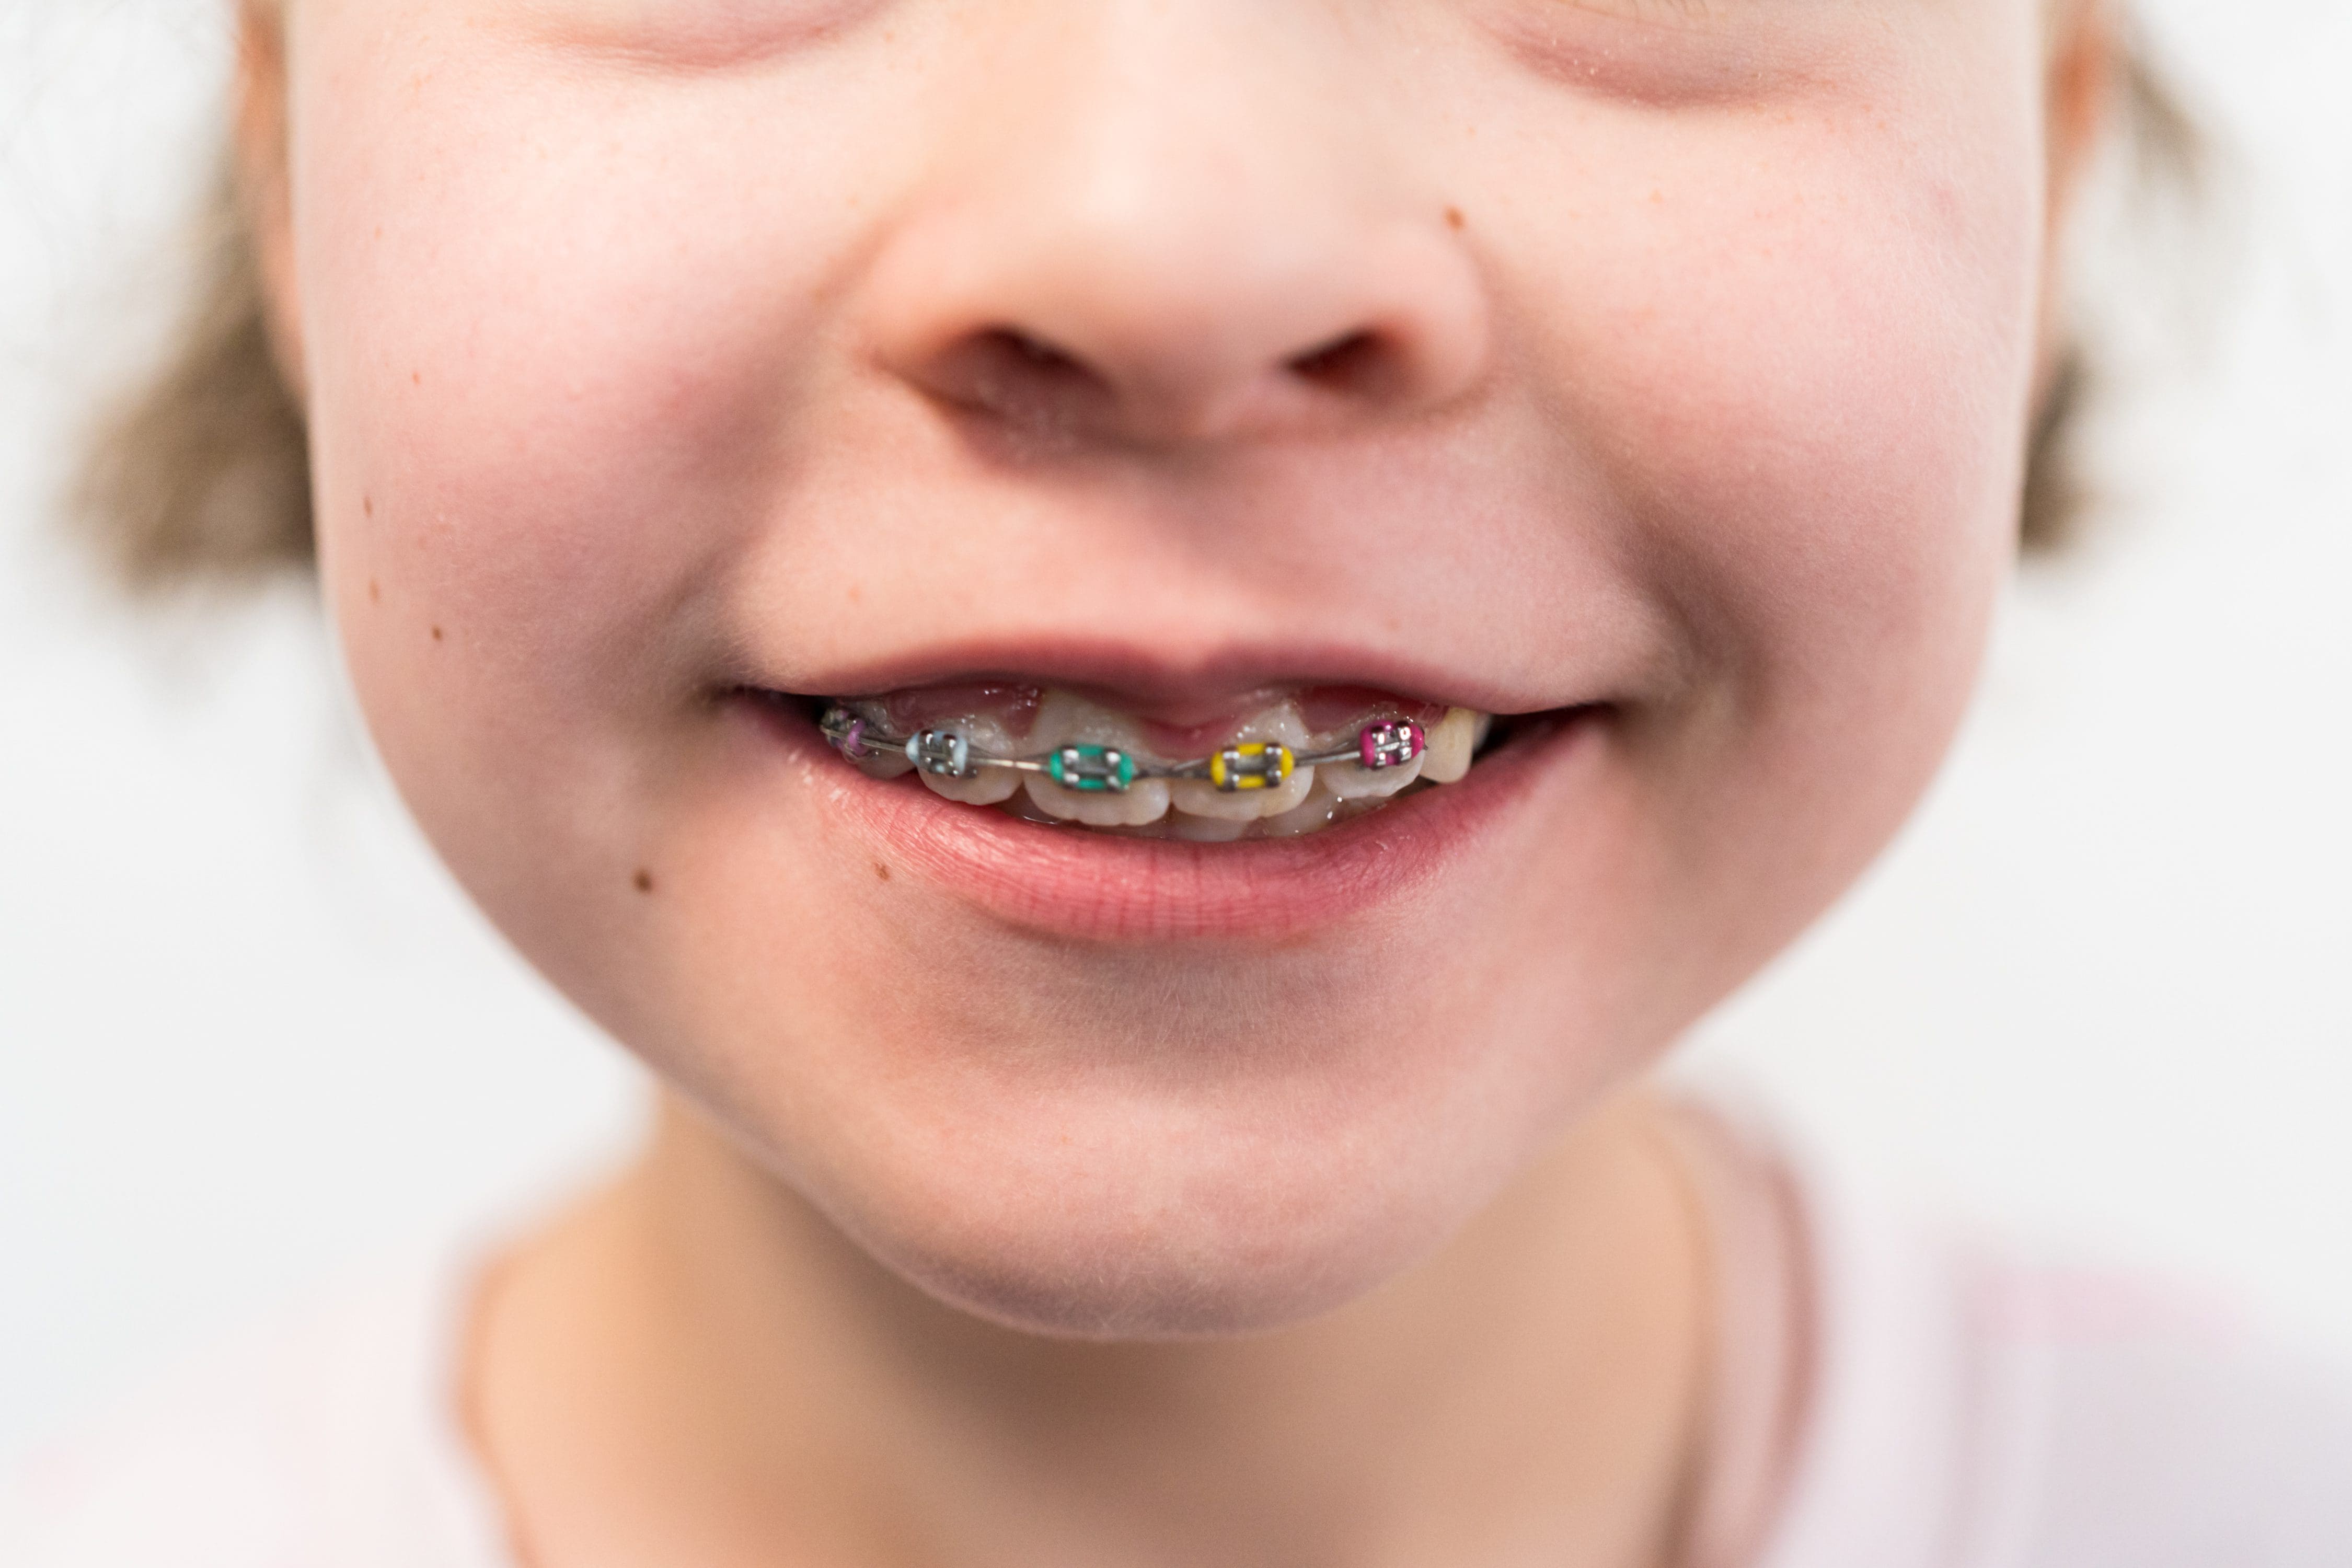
[729,676,1601,942]
[763,683,1531,841]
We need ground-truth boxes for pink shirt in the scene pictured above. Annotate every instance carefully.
[8,1111,2350,1566]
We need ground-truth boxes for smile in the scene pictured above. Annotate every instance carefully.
[735,681,1598,942]
[808,686,1500,841]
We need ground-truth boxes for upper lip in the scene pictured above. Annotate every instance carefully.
[737,635,1570,720]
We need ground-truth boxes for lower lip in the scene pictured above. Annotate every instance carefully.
[742,702,1597,943]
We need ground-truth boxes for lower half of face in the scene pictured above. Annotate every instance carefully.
[304,0,2045,1335]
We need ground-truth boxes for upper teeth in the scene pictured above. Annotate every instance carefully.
[821,690,1490,836]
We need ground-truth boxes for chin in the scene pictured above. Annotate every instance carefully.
[830,1165,1469,1342]
[676,1032,1552,1342]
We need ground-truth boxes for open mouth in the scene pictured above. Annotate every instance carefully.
[765,684,1530,841]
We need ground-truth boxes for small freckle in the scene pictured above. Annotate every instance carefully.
[412,370,422,386]
[363,494,374,517]
[374,225,384,240]
[633,869,655,894]
[368,579,381,604]
[847,583,864,605]
[1445,206,1465,230]
[873,862,891,883]
[431,626,444,642]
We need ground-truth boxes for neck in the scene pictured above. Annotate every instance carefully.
[469,1087,1713,1568]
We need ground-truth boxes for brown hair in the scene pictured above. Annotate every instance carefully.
[69,27,2204,593]
[75,161,311,594]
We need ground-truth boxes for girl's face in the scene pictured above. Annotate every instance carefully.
[276,0,2059,1334]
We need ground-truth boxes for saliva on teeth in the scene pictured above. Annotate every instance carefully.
[821,691,1490,839]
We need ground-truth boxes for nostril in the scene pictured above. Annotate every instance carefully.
[920,326,1117,430]
[1284,330,1396,398]
[994,327,1088,379]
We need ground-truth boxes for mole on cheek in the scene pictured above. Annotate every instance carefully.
[1445,206,1466,230]
[633,869,656,894]
[431,626,444,642]
[874,862,891,883]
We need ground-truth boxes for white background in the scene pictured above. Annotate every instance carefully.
[3,1,2347,1467]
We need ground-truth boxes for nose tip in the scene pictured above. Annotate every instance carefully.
[868,200,1490,449]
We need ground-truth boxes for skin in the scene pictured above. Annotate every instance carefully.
[239,1,2113,1563]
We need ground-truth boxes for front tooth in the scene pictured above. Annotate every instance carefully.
[1168,704,1315,821]
[1017,690,1170,825]
[1419,708,1480,784]
[1024,773,1172,826]
[1169,763,1315,821]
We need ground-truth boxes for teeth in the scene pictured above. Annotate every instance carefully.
[1319,750,1424,800]
[922,768,1022,805]
[848,743,917,780]
[1259,779,1342,837]
[914,713,1024,804]
[830,689,1500,839]
[1024,773,1173,827]
[1169,766,1316,821]
[1016,691,1170,826]
[1419,707,1479,785]
[1166,703,1316,822]
[1165,811,1253,842]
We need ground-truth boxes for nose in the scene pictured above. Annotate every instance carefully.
[863,7,1490,450]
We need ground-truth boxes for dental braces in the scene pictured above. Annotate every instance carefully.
[820,704,1428,795]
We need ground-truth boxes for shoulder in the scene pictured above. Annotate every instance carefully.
[1768,1165,2352,1568]
[0,1252,515,1568]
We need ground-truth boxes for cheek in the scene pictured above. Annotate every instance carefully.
[1608,180,2030,739]
[1536,103,2032,780]
[299,45,849,613]
[1521,116,2035,594]
[1440,72,2043,986]
[294,34,886,955]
